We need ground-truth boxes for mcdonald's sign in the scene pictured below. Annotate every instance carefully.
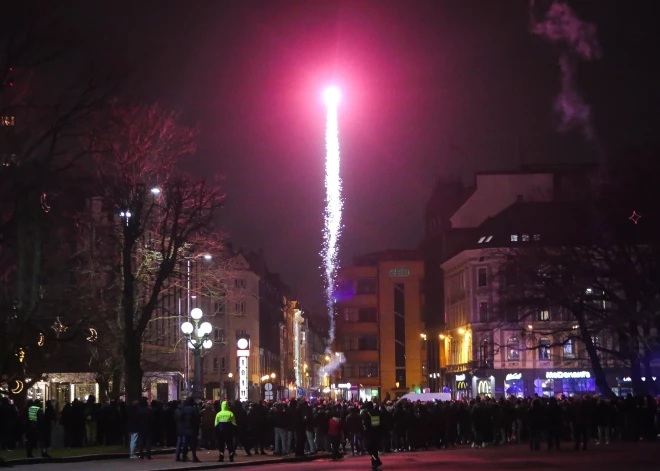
[477,379,492,396]
[456,381,468,390]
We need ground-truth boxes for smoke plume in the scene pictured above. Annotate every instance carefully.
[530,1,601,141]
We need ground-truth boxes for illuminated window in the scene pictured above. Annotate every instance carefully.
[485,235,493,242]
[478,236,486,243]
[563,339,576,358]
[1,116,15,126]
[511,235,518,242]
[533,234,541,241]
[522,234,530,242]
[538,309,550,321]
[507,337,520,360]
[539,338,551,360]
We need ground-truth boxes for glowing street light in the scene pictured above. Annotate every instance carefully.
[180,308,213,400]
[150,187,161,195]
[270,372,276,379]
[203,254,212,260]
[458,328,466,335]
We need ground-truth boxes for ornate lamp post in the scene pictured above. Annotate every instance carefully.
[180,308,213,400]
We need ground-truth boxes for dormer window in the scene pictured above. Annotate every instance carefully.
[478,236,486,243]
[511,235,518,242]
[533,234,541,241]
[485,236,493,243]
[522,234,530,242]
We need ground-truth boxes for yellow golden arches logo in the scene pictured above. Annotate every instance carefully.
[457,381,468,390]
[477,380,491,395]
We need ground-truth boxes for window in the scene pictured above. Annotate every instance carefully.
[478,302,489,322]
[504,264,517,286]
[221,357,226,372]
[479,339,491,367]
[358,307,378,322]
[477,268,488,287]
[539,337,551,360]
[533,234,541,241]
[538,309,550,321]
[485,235,493,243]
[214,328,225,341]
[234,278,245,288]
[356,278,377,295]
[358,363,379,378]
[591,336,602,358]
[235,301,245,314]
[507,337,520,361]
[505,306,518,322]
[358,335,378,350]
[522,234,530,242]
[478,236,486,243]
[212,357,218,373]
[343,307,359,322]
[511,235,518,242]
[563,339,576,358]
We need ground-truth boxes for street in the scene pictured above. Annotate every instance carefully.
[7,443,658,471]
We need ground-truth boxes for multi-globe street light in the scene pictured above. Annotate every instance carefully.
[180,308,213,400]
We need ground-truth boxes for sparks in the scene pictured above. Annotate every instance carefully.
[322,86,342,347]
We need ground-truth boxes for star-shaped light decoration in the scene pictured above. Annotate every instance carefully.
[51,317,68,337]
[629,210,642,225]
[15,347,25,363]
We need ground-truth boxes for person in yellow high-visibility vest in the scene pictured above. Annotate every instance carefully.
[214,401,237,462]
[26,400,48,458]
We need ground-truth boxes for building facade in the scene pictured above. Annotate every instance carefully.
[438,165,636,398]
[335,250,425,401]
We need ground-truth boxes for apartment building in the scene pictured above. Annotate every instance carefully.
[335,250,425,401]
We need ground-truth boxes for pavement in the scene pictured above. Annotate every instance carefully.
[4,443,658,471]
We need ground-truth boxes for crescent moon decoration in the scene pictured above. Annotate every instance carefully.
[41,193,51,213]
[11,380,24,394]
[38,333,45,347]
[15,347,25,363]
[51,317,68,337]
[87,328,98,342]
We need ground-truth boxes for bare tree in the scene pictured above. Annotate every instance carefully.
[495,152,660,396]
[0,9,115,399]
[82,102,225,403]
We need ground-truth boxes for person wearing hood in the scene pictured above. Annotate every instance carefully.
[215,401,237,462]
[361,402,382,470]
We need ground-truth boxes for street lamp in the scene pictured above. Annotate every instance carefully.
[181,308,213,400]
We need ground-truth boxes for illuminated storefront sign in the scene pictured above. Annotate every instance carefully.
[621,376,656,382]
[337,383,352,389]
[477,379,492,395]
[546,371,590,379]
[505,373,522,381]
[237,335,250,401]
[455,374,466,381]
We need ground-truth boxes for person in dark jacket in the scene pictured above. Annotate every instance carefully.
[174,402,186,461]
[181,397,201,462]
[547,397,562,450]
[232,400,252,456]
[136,397,153,459]
[42,401,56,455]
[361,402,382,470]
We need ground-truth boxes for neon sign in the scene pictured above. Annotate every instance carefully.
[546,371,590,379]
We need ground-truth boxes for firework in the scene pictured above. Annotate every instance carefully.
[322,86,342,348]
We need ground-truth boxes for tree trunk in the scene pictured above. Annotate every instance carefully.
[110,367,123,399]
[124,338,143,404]
[577,315,615,397]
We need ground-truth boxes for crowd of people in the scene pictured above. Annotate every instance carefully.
[1,393,658,468]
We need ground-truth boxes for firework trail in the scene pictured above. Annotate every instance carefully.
[530,1,601,141]
[322,86,342,351]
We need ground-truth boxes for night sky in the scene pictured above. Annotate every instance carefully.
[51,0,660,316]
